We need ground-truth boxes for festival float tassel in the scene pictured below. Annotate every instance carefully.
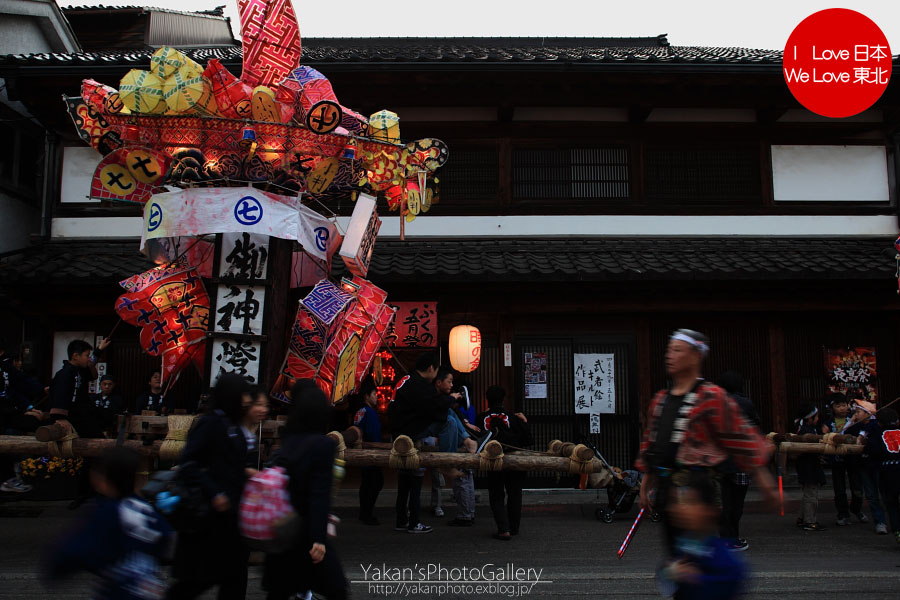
[617,507,644,559]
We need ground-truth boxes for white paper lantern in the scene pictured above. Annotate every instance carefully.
[449,324,481,373]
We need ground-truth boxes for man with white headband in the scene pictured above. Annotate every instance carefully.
[636,329,777,554]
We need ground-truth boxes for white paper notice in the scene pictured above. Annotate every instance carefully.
[574,353,615,414]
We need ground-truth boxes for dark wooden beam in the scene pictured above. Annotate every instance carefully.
[768,320,787,434]
[756,106,788,123]
[628,105,652,123]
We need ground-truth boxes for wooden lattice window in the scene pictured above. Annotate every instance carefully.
[513,147,630,200]
[643,146,761,203]
[437,148,499,203]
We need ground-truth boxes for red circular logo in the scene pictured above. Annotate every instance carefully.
[783,8,891,118]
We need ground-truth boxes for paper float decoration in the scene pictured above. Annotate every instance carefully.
[272,277,396,404]
[119,70,167,115]
[89,146,172,203]
[139,186,341,264]
[115,261,210,385]
[238,0,302,88]
[64,0,449,208]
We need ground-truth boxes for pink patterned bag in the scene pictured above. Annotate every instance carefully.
[239,466,299,552]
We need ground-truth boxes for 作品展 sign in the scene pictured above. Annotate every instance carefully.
[574,353,615,415]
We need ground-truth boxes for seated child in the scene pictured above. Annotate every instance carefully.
[658,470,747,600]
[44,447,174,600]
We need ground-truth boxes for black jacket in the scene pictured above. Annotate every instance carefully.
[134,391,169,414]
[0,355,43,415]
[388,372,452,438]
[179,409,248,508]
[475,407,532,452]
[795,423,826,485]
[49,361,92,415]
[865,425,900,470]
[718,393,761,475]
[280,432,336,546]
[90,393,124,429]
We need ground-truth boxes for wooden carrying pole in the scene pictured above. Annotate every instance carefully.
[0,434,615,477]
[778,442,863,456]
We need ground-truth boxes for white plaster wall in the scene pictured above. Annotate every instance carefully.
[771,145,890,202]
[51,214,900,240]
[60,146,102,203]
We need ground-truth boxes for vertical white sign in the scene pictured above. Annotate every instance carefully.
[574,353,616,414]
[209,339,262,385]
[503,343,512,367]
[214,285,266,336]
[220,232,269,280]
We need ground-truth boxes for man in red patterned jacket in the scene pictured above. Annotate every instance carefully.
[637,329,778,552]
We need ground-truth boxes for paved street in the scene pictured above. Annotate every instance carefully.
[2,487,899,599]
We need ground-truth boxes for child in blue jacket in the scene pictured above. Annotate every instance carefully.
[659,470,747,600]
[44,447,173,600]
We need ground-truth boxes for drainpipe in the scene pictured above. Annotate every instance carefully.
[39,131,58,240]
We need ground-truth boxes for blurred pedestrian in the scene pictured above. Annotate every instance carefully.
[263,380,348,600]
[167,373,250,600]
[657,470,747,600]
[637,329,776,555]
[44,447,173,600]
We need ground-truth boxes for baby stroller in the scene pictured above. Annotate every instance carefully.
[579,436,662,524]
[595,469,642,523]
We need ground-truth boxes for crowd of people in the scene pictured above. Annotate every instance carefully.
[1,338,531,599]
[0,336,191,494]
[793,394,900,541]
[3,330,900,600]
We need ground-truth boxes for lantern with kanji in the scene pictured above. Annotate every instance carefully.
[449,324,481,373]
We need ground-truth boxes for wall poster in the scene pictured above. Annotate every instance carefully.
[524,351,547,399]
[825,347,877,403]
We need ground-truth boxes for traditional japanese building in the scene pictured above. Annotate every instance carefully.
[1,4,899,479]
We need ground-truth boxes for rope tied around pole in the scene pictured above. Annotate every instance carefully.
[159,415,195,461]
[479,440,505,472]
[389,435,419,470]
[49,429,79,458]
[327,431,347,461]
[568,444,594,475]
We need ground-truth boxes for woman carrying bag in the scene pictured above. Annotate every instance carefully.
[263,379,348,600]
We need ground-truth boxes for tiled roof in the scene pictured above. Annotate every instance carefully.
[334,237,897,282]
[2,237,893,287]
[0,241,156,286]
[61,4,229,20]
[0,37,789,68]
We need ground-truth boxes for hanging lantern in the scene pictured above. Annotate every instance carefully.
[240,127,258,159]
[342,139,358,161]
[449,325,481,373]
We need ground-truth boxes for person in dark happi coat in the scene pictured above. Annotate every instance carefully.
[167,373,250,600]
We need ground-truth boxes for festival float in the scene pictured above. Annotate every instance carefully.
[0,0,613,488]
